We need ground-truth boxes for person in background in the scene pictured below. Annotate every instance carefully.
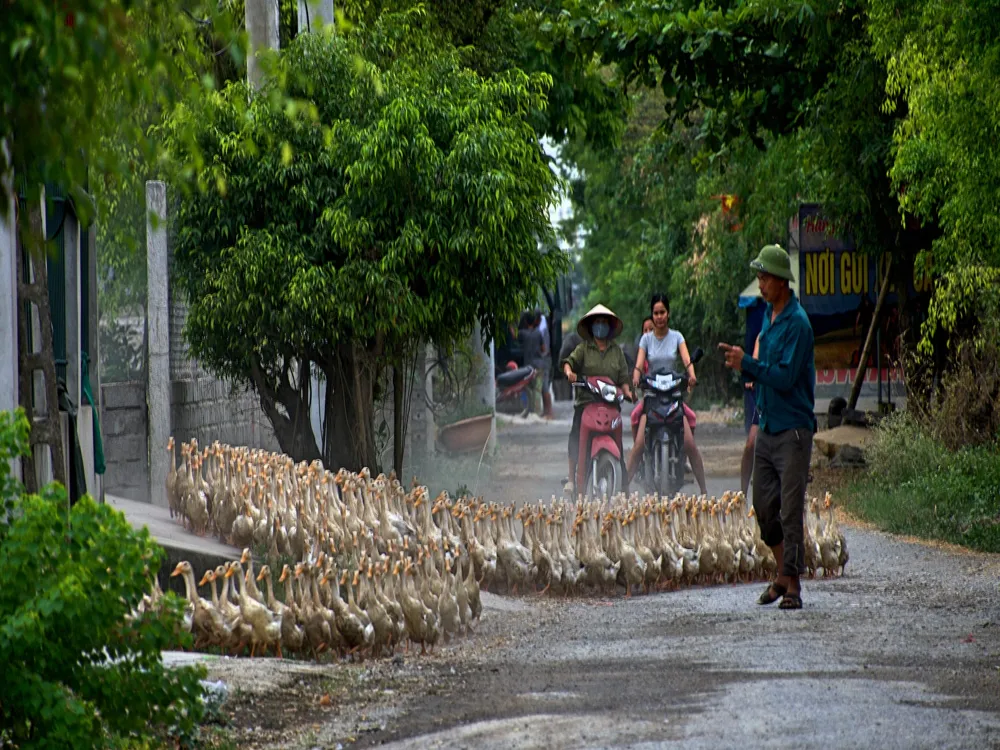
[626,293,708,494]
[517,311,545,417]
[741,335,761,497]
[720,244,815,611]
[561,305,634,493]
[536,308,554,419]
[627,316,655,457]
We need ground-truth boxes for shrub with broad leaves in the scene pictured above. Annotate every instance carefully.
[0,409,206,748]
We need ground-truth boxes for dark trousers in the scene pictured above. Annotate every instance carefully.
[753,428,813,577]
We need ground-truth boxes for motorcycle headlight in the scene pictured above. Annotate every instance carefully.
[599,383,618,402]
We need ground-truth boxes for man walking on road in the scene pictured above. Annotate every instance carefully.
[719,244,815,610]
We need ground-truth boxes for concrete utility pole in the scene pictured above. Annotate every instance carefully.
[245,0,280,90]
[298,0,335,34]
[146,181,170,508]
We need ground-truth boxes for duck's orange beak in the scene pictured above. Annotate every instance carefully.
[170,563,185,577]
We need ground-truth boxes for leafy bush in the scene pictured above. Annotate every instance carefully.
[0,409,206,749]
[845,411,1000,552]
[906,266,1000,450]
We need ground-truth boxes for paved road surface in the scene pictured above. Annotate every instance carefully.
[185,401,1000,749]
[363,404,1000,749]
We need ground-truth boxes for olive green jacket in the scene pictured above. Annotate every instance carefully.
[562,341,630,406]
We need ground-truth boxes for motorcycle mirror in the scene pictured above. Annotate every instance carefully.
[691,347,705,365]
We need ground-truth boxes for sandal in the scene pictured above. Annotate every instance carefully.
[757,582,787,605]
[779,592,803,610]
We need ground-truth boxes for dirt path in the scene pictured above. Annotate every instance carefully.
[194,404,1000,749]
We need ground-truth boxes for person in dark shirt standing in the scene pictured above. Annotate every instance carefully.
[517,311,545,417]
[719,244,815,611]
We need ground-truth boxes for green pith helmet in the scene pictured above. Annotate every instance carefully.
[749,244,794,281]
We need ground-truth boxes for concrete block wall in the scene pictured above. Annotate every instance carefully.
[165,242,280,457]
[100,381,149,501]
[170,376,280,454]
[167,281,196,383]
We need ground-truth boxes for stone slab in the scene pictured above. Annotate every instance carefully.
[813,424,873,460]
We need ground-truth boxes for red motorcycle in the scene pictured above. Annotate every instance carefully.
[496,364,537,412]
[572,376,627,498]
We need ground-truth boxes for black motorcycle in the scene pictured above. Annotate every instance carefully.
[638,347,704,496]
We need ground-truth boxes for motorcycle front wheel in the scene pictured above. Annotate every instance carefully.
[666,434,684,494]
[645,440,667,497]
[587,452,621,499]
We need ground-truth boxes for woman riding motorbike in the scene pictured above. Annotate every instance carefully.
[625,293,708,495]
[561,305,635,494]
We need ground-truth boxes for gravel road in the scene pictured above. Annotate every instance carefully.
[193,402,1000,749]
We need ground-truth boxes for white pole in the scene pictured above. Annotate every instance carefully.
[298,0,335,34]
[146,181,170,508]
[245,0,281,90]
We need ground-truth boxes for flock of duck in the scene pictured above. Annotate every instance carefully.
[145,437,848,660]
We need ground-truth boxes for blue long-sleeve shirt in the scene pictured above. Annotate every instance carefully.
[741,294,816,434]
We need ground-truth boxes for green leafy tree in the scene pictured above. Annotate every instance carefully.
[340,0,629,147]
[870,0,1000,272]
[560,82,818,397]
[535,0,941,378]
[166,12,566,471]
[0,409,205,748]
[3,0,239,222]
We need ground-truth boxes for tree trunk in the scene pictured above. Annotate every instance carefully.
[393,364,404,477]
[249,356,322,462]
[321,343,379,472]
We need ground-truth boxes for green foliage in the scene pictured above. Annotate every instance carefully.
[919,266,1000,357]
[3,0,241,225]
[871,0,1000,270]
[91,2,246,322]
[0,410,206,748]
[563,94,706,335]
[846,412,1000,552]
[902,266,1000,450]
[559,84,820,398]
[165,11,565,469]
[339,0,628,147]
[0,409,31,531]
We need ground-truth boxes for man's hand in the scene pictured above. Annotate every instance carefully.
[718,343,745,372]
[565,368,577,384]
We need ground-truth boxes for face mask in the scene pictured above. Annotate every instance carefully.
[591,321,611,340]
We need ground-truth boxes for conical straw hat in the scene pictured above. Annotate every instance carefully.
[577,304,624,342]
